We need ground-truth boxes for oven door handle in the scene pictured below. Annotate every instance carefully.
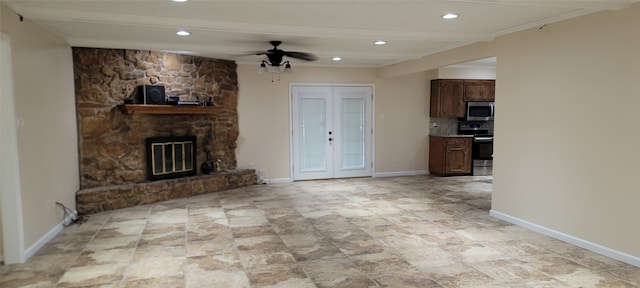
[491,103,495,118]
[474,137,494,143]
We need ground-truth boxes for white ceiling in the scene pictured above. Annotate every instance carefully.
[4,0,638,68]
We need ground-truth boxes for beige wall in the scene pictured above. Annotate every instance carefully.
[374,71,431,174]
[372,3,640,261]
[236,65,431,180]
[438,65,496,79]
[492,4,640,257]
[1,4,79,257]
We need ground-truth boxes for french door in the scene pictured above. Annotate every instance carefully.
[292,85,373,180]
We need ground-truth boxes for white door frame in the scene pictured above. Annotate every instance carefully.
[289,83,375,181]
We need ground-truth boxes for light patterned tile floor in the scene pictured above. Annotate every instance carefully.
[2,175,639,287]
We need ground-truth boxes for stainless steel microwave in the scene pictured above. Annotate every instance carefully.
[466,101,495,121]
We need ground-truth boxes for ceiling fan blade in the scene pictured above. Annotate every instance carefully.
[283,51,317,61]
[249,41,317,63]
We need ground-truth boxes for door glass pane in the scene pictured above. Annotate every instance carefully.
[174,143,184,171]
[341,98,365,169]
[185,143,193,170]
[300,98,326,172]
[164,143,174,172]
[152,144,163,175]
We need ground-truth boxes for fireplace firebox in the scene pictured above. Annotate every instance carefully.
[145,136,197,181]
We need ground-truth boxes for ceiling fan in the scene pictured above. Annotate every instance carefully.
[254,41,317,74]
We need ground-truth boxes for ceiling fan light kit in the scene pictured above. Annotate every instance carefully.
[259,60,293,74]
[255,41,316,76]
[283,62,293,74]
[258,62,268,74]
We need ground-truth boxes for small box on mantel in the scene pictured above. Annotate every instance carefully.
[136,85,166,105]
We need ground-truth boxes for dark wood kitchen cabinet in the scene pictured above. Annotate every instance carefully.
[429,135,472,176]
[430,79,465,117]
[430,79,495,117]
[464,80,495,101]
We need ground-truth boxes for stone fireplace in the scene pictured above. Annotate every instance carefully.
[73,48,256,214]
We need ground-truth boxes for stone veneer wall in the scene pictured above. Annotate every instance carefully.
[73,48,256,213]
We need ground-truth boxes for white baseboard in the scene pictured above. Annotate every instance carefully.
[276,171,428,182]
[264,178,293,184]
[490,210,640,268]
[373,170,428,178]
[23,210,78,261]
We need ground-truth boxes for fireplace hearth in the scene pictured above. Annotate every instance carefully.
[146,136,197,181]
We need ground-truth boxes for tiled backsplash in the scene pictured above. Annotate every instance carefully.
[430,117,459,135]
[430,117,494,135]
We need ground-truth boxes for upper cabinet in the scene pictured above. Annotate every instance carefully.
[430,79,495,118]
[430,79,465,118]
[464,80,495,101]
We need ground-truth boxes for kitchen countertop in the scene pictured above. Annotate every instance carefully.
[429,134,474,138]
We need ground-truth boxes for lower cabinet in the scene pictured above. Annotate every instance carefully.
[429,136,472,176]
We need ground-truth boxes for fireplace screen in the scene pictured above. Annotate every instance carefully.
[145,136,197,181]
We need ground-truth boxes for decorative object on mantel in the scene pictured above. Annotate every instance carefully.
[166,96,180,105]
[205,96,214,107]
[136,85,166,105]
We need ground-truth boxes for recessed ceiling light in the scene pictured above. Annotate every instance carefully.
[374,40,386,45]
[172,0,188,2]
[442,13,458,20]
[332,57,342,61]
[176,30,190,36]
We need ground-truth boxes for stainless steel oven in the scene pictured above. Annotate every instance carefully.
[473,136,493,160]
[458,121,493,163]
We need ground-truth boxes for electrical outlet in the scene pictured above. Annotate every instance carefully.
[248,162,254,169]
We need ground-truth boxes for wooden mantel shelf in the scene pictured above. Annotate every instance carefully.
[118,104,220,115]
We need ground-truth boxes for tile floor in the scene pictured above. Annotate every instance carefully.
[2,176,639,288]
